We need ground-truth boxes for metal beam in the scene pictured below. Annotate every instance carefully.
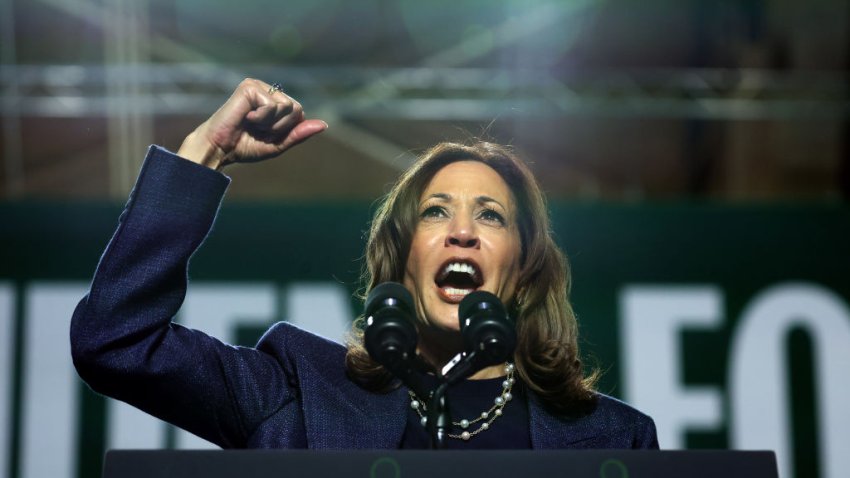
[2,64,847,120]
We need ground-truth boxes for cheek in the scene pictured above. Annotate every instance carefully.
[406,228,443,273]
[404,231,430,282]
[499,237,523,292]
[502,259,521,290]
[403,248,420,286]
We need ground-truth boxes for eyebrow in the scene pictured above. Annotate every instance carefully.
[421,193,508,211]
[423,193,451,202]
[476,195,507,211]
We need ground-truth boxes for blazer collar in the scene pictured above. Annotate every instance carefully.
[300,360,409,449]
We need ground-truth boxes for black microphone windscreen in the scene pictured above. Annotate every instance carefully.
[458,290,505,323]
[365,282,414,317]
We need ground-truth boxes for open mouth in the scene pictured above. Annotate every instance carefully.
[434,258,484,303]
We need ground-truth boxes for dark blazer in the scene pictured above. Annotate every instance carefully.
[70,146,658,450]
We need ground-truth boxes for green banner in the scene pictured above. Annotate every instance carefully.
[1,201,848,478]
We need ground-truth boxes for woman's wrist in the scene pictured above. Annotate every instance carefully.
[177,127,227,171]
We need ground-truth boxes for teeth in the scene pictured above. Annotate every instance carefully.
[443,287,473,297]
[445,262,477,276]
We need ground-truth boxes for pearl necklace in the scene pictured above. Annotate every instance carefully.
[407,363,516,441]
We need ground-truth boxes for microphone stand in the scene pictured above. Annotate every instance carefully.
[426,350,481,449]
[390,356,432,406]
[426,381,451,449]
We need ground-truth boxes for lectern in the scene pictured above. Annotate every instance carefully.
[103,449,778,478]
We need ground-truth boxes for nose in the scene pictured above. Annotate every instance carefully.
[445,216,479,248]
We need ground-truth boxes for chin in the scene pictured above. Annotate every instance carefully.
[420,309,461,334]
[423,316,460,334]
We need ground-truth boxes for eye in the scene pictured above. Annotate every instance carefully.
[478,208,506,226]
[420,205,447,219]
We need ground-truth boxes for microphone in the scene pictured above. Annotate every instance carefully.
[363,282,418,369]
[443,291,516,384]
[459,290,516,366]
[428,291,516,448]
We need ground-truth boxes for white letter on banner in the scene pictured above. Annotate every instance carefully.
[0,283,13,478]
[730,283,850,478]
[21,283,88,478]
[284,282,352,345]
[620,286,723,449]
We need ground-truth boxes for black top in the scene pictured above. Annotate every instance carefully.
[400,374,532,449]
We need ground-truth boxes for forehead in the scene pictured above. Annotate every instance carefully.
[421,160,512,203]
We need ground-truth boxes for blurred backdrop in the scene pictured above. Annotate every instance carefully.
[1,1,849,478]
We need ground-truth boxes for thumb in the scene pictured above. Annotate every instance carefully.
[281,119,329,151]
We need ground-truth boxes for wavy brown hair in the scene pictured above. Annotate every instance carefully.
[345,141,598,415]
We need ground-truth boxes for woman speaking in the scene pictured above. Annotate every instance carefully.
[70,78,657,449]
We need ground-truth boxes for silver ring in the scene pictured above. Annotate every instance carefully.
[268,82,284,95]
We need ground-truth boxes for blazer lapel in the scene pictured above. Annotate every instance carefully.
[298,359,408,449]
